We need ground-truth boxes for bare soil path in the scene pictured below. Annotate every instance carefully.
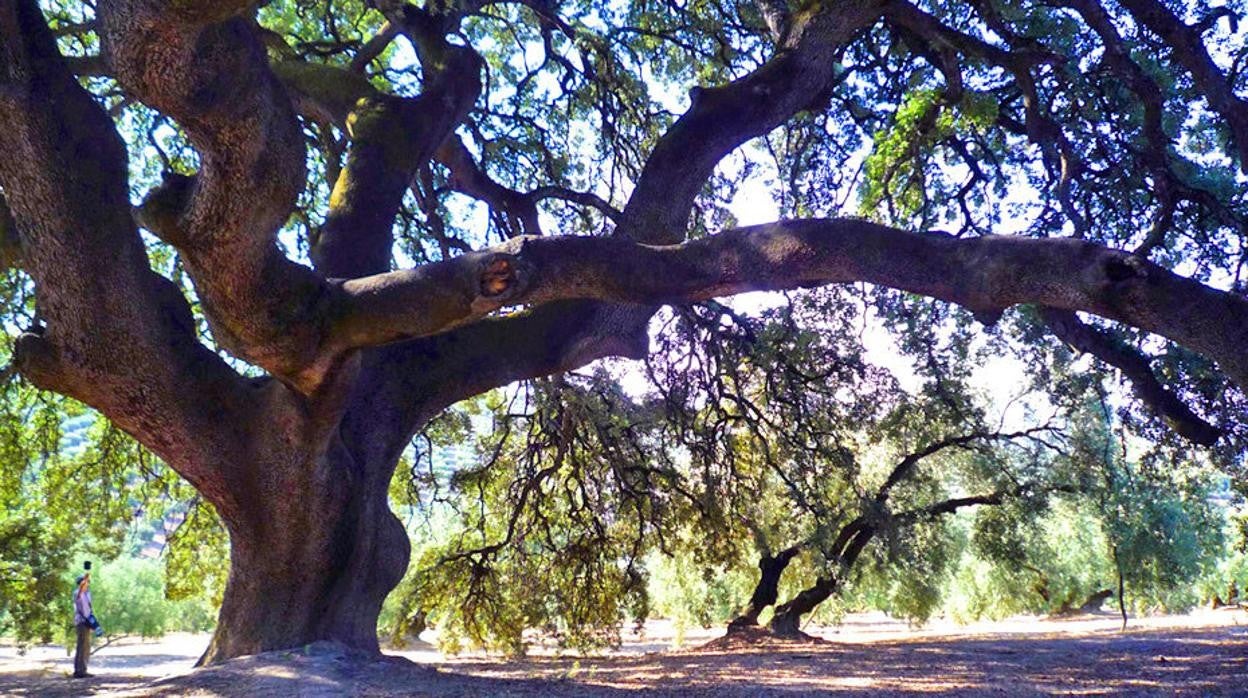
[2,609,1245,696]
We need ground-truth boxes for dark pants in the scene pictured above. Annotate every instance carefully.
[73,623,90,677]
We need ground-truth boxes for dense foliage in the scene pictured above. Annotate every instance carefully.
[2,0,1247,660]
[386,292,1237,652]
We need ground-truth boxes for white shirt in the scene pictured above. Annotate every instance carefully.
[74,588,92,625]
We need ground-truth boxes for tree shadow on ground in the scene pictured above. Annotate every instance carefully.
[438,625,1248,696]
[133,643,644,697]
[0,670,157,697]
[2,625,1245,696]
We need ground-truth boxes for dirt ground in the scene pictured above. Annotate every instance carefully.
[1,608,1245,696]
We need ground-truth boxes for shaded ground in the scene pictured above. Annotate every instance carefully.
[1,609,1245,695]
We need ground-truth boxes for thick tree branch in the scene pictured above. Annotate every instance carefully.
[349,19,399,72]
[100,2,305,251]
[109,2,482,390]
[0,0,262,520]
[99,0,330,387]
[329,220,1248,396]
[729,541,805,629]
[278,58,619,243]
[1039,307,1222,445]
[435,136,541,237]
[277,54,612,245]
[310,5,484,278]
[618,0,885,243]
[393,300,652,419]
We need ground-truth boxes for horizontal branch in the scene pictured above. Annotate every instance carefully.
[331,219,1248,397]
[389,300,652,420]
[895,483,1081,524]
[897,493,1004,521]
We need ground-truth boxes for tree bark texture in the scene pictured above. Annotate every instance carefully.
[1,0,1244,664]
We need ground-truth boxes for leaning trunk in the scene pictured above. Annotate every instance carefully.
[768,576,837,637]
[768,527,873,637]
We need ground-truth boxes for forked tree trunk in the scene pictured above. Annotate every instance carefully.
[768,527,873,637]
[728,546,801,632]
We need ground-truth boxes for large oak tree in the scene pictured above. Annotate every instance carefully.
[0,0,1245,663]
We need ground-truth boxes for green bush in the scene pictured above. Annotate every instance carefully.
[87,557,215,640]
[0,509,73,647]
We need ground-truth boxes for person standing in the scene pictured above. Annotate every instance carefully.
[72,565,96,679]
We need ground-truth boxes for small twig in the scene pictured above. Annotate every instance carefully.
[90,633,128,656]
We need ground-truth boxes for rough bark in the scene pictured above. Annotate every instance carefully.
[98,0,325,390]
[0,0,264,520]
[332,222,1248,397]
[194,344,423,663]
[4,0,1246,668]
[200,439,409,664]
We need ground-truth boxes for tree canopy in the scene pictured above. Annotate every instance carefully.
[0,0,1245,664]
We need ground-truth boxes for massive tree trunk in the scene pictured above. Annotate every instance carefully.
[201,450,410,663]
[206,504,406,662]
[198,348,436,663]
[5,0,1247,668]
